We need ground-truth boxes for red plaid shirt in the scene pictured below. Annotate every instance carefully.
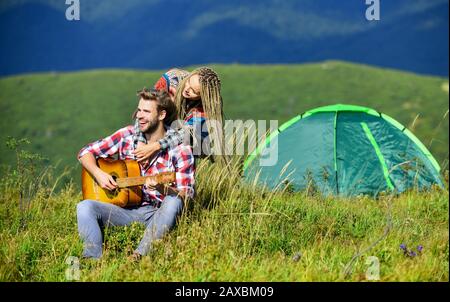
[78,125,195,204]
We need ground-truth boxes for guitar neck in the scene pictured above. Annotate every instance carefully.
[116,172,176,188]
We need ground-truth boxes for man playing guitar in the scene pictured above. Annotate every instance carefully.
[77,89,195,260]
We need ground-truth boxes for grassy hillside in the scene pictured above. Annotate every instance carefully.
[0,158,448,282]
[0,61,448,183]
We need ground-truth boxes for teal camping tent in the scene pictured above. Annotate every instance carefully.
[243,104,443,197]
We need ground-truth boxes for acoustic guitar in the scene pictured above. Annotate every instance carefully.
[81,158,176,207]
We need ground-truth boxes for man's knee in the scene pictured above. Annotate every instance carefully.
[160,195,183,217]
[77,199,97,218]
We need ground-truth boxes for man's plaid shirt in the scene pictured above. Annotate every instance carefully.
[78,125,195,205]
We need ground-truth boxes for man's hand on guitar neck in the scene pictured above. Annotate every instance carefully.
[79,153,118,191]
[145,177,186,199]
[144,177,165,194]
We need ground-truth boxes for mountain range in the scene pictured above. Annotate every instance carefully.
[0,0,448,76]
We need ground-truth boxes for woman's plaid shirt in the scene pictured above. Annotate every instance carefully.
[78,125,195,204]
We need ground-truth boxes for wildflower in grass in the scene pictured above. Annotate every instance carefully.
[400,244,408,256]
[400,243,422,258]
[407,250,417,257]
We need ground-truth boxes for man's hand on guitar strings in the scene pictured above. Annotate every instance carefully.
[94,169,118,191]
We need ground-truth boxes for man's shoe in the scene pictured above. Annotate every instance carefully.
[128,252,142,263]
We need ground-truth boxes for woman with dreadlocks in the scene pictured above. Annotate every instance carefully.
[133,67,227,164]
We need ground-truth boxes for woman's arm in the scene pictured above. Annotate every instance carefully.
[159,128,187,150]
[133,128,188,162]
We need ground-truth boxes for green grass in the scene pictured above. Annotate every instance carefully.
[0,61,448,182]
[0,158,448,282]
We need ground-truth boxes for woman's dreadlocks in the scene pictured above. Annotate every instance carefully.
[174,67,228,165]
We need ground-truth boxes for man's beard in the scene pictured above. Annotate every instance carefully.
[141,119,159,135]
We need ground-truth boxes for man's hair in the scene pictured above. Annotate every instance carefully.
[133,88,177,125]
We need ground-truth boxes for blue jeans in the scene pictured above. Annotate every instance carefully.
[77,195,183,259]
